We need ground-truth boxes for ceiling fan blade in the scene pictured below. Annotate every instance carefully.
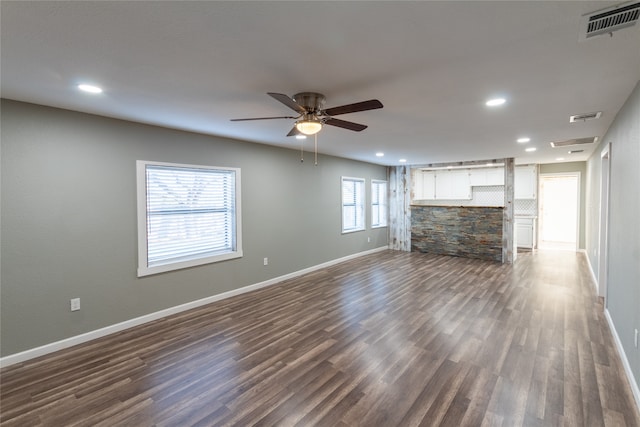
[323,99,383,116]
[286,126,301,137]
[230,115,298,121]
[324,118,368,132]
[267,92,307,114]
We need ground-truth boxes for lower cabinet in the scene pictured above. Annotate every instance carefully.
[516,218,535,249]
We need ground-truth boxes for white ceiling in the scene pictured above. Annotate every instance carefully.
[2,1,639,166]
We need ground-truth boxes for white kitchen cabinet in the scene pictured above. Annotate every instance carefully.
[515,165,537,199]
[435,170,471,199]
[486,168,505,186]
[516,217,535,248]
[413,170,436,200]
[413,169,471,200]
[470,167,505,186]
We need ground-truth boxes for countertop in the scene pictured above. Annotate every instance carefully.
[411,205,503,209]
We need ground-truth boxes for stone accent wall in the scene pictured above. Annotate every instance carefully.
[411,206,503,262]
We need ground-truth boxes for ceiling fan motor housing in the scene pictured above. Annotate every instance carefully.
[293,92,326,114]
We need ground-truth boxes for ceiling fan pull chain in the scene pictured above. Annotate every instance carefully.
[300,138,304,163]
[314,134,318,166]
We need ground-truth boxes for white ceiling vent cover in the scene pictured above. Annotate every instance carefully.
[569,111,602,122]
[580,2,640,40]
[550,137,598,148]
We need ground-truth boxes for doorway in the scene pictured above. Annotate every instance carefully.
[538,173,580,251]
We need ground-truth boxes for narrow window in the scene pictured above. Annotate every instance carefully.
[342,177,365,233]
[371,179,388,228]
[137,161,242,276]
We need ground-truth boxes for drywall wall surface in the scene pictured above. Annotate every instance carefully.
[539,161,587,249]
[586,81,640,391]
[0,100,388,356]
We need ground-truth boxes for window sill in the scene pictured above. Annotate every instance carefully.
[138,250,243,277]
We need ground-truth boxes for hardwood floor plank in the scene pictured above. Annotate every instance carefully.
[456,365,499,425]
[259,368,347,426]
[350,349,440,427]
[2,250,639,426]
[396,358,460,425]
[417,361,471,426]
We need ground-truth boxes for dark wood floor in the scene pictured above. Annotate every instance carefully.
[2,250,639,426]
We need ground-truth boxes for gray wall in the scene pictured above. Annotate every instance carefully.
[0,100,388,356]
[539,161,587,249]
[585,81,640,392]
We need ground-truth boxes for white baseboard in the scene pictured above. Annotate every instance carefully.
[0,246,389,368]
[604,309,640,414]
[583,250,639,412]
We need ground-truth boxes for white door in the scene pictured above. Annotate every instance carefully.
[538,173,579,250]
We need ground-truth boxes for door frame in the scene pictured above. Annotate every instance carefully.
[538,171,581,251]
[598,143,611,303]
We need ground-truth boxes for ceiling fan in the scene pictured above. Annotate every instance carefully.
[230,92,383,137]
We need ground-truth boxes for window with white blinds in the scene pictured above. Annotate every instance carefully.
[341,177,365,233]
[371,179,388,228]
[137,161,242,276]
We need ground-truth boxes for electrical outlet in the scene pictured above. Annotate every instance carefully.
[263,257,268,266]
[70,298,81,312]
[635,329,638,348]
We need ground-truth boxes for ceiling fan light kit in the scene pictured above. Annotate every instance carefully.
[295,114,323,135]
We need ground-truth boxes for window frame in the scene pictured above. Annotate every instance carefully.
[341,176,366,234]
[136,160,242,277]
[371,179,388,228]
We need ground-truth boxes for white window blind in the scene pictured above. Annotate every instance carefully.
[137,161,242,276]
[342,177,365,233]
[371,179,388,228]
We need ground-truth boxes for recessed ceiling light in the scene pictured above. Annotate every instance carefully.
[295,135,307,140]
[485,98,506,107]
[399,159,407,163]
[375,152,384,157]
[517,137,530,143]
[525,147,537,152]
[77,84,103,94]
[556,157,565,161]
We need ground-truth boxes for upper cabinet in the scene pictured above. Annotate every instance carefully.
[469,167,504,186]
[515,164,537,199]
[412,164,538,203]
[414,170,436,200]
[435,170,471,199]
[413,169,471,200]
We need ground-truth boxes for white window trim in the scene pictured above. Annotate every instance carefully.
[371,179,388,229]
[136,160,242,277]
[341,176,366,234]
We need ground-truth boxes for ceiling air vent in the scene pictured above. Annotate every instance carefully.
[569,111,602,122]
[580,2,640,40]
[550,137,598,148]
[568,150,585,154]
